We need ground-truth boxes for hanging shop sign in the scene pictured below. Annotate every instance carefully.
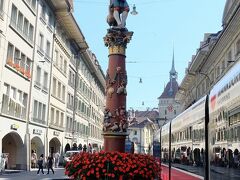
[11,124,19,130]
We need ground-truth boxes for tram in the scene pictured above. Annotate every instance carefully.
[161,60,240,178]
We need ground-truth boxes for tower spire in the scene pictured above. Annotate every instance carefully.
[169,48,177,80]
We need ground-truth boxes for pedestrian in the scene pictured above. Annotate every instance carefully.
[78,143,83,151]
[47,155,54,174]
[0,154,6,174]
[83,144,87,152]
[54,151,60,168]
[88,143,92,153]
[37,154,44,175]
[31,150,37,168]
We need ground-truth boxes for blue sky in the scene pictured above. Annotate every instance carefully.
[74,0,226,110]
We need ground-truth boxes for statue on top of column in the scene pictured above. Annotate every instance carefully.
[107,0,129,29]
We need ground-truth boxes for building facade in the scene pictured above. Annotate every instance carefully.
[176,0,240,110]
[0,0,105,170]
[128,110,158,154]
[174,0,240,161]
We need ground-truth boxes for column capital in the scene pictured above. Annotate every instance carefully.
[104,28,133,56]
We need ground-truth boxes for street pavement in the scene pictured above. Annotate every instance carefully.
[0,168,69,180]
[171,163,240,180]
[161,165,202,180]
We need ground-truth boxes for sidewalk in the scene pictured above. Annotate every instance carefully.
[0,168,68,180]
[161,165,202,180]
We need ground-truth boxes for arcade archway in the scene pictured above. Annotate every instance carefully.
[49,137,61,154]
[31,136,44,158]
[2,132,24,169]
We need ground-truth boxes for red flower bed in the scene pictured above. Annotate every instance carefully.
[65,151,161,180]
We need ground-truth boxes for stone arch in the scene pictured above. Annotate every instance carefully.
[31,136,44,159]
[64,143,71,153]
[49,137,61,155]
[2,132,24,169]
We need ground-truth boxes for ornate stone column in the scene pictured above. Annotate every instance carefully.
[103,28,133,152]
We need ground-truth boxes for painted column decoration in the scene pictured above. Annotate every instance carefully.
[103,0,133,152]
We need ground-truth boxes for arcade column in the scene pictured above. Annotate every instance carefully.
[103,28,133,152]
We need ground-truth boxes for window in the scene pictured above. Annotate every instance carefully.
[237,39,240,56]
[228,50,232,63]
[36,66,41,85]
[60,55,63,70]
[43,72,48,90]
[42,104,46,122]
[29,24,34,43]
[39,33,44,52]
[221,60,225,73]
[40,4,46,21]
[0,0,4,17]
[64,60,67,74]
[60,112,64,127]
[14,48,20,65]
[56,110,59,125]
[52,77,56,95]
[6,43,14,63]
[23,18,29,37]
[11,4,17,26]
[51,107,54,124]
[57,82,61,98]
[62,85,65,101]
[54,50,58,65]
[134,131,137,135]
[31,0,36,10]
[33,100,38,118]
[48,11,54,29]
[32,100,46,123]
[45,40,50,58]
[17,12,23,32]
[38,102,42,120]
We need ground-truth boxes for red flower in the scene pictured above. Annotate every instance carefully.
[65,151,161,179]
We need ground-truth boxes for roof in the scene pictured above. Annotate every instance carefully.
[134,110,159,120]
[159,78,179,99]
[129,118,154,129]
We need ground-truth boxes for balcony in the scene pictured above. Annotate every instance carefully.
[32,117,47,125]
[34,80,41,88]
[37,46,44,56]
[49,122,64,131]
[1,94,27,120]
[6,58,31,79]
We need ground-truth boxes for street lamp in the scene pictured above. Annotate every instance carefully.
[130,4,138,15]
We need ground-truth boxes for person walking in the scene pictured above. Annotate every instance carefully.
[31,150,37,168]
[88,143,92,153]
[0,154,6,174]
[54,151,60,168]
[37,154,44,175]
[83,144,87,152]
[47,155,54,174]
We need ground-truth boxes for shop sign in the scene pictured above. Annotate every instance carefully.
[11,124,19,130]
[33,129,42,135]
[53,131,60,136]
